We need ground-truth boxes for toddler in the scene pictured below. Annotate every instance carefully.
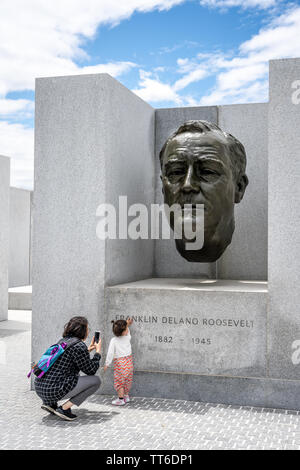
[104,318,133,405]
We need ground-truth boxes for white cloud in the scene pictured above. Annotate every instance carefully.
[240,6,300,58]
[215,63,269,91]
[0,122,34,189]
[132,5,300,108]
[199,0,277,9]
[1,0,299,188]
[200,79,269,105]
[198,5,300,104]
[132,70,183,104]
[173,68,208,91]
[0,0,186,96]
[80,61,137,77]
[0,0,186,187]
[0,99,34,116]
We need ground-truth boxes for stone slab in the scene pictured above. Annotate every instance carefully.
[218,103,268,281]
[32,73,155,362]
[9,187,32,288]
[0,155,10,321]
[100,368,300,411]
[268,59,300,379]
[110,277,268,292]
[104,278,268,378]
[154,106,218,279]
[9,285,32,311]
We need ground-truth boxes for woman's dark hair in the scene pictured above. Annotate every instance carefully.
[111,319,127,337]
[63,316,89,340]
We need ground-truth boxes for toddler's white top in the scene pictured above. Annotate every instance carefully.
[105,330,132,366]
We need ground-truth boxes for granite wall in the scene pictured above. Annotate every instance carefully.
[9,187,32,288]
[32,74,155,362]
[0,156,10,321]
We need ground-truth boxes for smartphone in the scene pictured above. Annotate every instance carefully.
[94,331,101,344]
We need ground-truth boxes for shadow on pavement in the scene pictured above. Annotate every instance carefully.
[41,409,120,427]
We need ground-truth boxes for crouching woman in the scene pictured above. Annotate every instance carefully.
[34,316,101,421]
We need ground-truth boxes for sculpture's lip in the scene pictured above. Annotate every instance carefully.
[180,204,207,212]
[180,203,203,208]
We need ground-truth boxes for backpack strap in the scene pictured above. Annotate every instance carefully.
[58,337,81,350]
[27,337,82,379]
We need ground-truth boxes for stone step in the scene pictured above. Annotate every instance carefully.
[8,285,32,311]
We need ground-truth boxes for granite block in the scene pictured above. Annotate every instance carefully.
[32,74,155,362]
[268,59,300,379]
[104,278,268,378]
[0,155,10,321]
[9,187,32,288]
[218,103,268,281]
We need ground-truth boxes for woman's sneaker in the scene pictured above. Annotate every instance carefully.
[112,398,126,406]
[53,406,77,421]
[41,403,58,415]
[124,395,130,403]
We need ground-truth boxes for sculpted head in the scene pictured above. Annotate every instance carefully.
[159,120,249,262]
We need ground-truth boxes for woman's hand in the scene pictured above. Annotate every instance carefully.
[95,338,102,354]
[88,336,96,352]
[103,365,108,372]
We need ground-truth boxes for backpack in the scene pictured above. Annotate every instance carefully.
[27,337,80,379]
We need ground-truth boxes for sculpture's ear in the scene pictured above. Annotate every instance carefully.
[160,175,164,194]
[235,174,249,203]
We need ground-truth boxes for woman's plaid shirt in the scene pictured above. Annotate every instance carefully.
[34,338,101,405]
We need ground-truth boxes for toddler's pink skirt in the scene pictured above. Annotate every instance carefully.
[113,355,133,395]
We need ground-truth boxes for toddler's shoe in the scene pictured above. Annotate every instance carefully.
[112,398,126,406]
[124,395,130,403]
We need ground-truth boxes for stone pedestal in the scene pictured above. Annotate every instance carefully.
[0,156,10,321]
[104,279,267,378]
[101,278,268,402]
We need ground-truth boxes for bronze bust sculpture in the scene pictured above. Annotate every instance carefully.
[159,120,249,262]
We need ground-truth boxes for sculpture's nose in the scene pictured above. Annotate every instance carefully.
[182,164,198,192]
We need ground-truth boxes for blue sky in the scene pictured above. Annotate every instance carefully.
[0,0,299,189]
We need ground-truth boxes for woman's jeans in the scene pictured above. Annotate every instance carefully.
[61,375,101,406]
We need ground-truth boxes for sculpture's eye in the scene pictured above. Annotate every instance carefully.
[202,169,217,176]
[166,165,186,183]
[194,164,219,181]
